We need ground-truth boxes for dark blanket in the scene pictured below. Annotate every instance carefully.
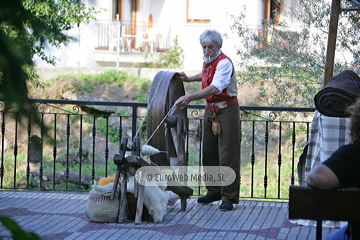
[314,70,360,117]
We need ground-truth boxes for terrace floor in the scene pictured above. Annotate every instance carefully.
[0,191,337,240]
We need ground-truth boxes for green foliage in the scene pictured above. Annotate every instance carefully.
[157,36,184,68]
[230,0,360,107]
[45,70,152,102]
[0,0,99,130]
[21,0,99,66]
[96,117,120,143]
[134,36,184,69]
[134,81,151,102]
[1,153,27,188]
[0,216,41,240]
[50,70,130,90]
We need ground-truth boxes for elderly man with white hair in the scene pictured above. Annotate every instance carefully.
[175,29,240,211]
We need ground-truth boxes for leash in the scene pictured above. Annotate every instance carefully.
[145,103,176,146]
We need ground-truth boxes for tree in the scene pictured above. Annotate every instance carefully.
[229,0,360,107]
[0,0,98,124]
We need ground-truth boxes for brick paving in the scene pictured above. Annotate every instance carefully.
[0,191,337,239]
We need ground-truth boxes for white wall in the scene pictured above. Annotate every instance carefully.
[159,0,261,71]
[34,0,303,70]
[150,0,165,23]
[33,0,111,67]
[92,0,112,20]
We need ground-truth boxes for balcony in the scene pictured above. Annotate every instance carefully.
[0,98,342,239]
[94,21,171,66]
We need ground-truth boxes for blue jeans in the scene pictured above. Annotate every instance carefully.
[326,224,352,240]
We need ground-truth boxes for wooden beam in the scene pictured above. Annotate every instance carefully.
[324,0,341,86]
[264,0,271,19]
[289,185,360,222]
[289,185,360,240]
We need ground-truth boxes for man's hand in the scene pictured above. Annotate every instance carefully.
[178,72,190,82]
[177,72,202,82]
[175,85,219,109]
[175,95,191,109]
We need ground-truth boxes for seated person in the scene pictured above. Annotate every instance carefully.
[307,98,360,240]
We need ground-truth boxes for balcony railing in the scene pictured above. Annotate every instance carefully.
[0,98,315,201]
[95,20,171,53]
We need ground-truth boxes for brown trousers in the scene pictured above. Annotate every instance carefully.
[202,103,241,204]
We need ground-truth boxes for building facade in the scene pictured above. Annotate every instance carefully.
[33,0,302,71]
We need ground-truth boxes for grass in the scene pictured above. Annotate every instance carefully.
[185,118,308,199]
[1,153,28,188]
[239,152,295,200]
[187,145,298,199]
[46,70,153,103]
[96,117,120,143]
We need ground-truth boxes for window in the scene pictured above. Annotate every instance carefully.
[187,0,211,23]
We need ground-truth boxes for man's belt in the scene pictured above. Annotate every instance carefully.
[207,97,238,113]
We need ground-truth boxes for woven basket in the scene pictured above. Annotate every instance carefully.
[126,192,152,220]
[85,193,119,223]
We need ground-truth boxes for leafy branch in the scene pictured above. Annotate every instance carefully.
[230,1,360,107]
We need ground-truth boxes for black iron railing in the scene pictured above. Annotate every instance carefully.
[0,98,315,200]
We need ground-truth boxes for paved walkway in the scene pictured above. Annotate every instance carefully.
[0,191,336,239]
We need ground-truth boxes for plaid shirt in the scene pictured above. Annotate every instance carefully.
[292,110,350,228]
[298,110,351,185]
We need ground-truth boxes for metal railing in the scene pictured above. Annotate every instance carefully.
[0,98,315,200]
[95,20,171,53]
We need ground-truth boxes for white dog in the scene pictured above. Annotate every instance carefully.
[127,175,173,223]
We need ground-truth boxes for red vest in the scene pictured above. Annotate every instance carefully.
[202,52,234,102]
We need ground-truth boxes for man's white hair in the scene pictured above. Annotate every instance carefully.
[199,29,223,48]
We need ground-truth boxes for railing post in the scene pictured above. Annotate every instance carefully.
[26,113,31,188]
[0,112,5,188]
[53,114,57,190]
[13,113,18,189]
[77,115,82,189]
[132,105,138,139]
[116,20,122,70]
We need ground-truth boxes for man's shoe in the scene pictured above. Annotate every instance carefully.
[219,201,233,211]
[197,195,221,204]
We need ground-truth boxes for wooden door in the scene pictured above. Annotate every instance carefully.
[116,0,138,48]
